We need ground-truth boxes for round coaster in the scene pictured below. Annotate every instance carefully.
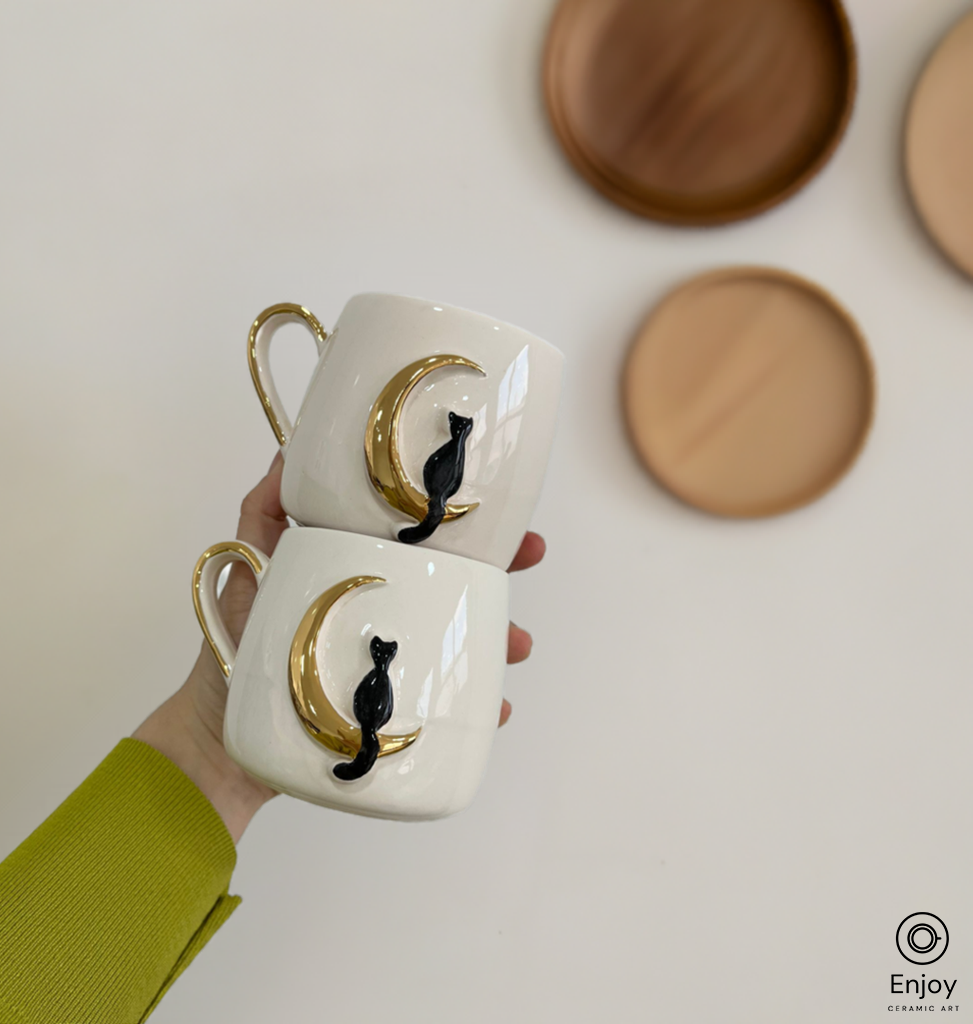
[544,0,857,225]
[905,10,973,279]
[623,268,874,517]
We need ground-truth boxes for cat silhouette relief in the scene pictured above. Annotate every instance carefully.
[398,411,474,544]
[333,636,398,782]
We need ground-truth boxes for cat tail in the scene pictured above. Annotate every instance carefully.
[333,729,380,781]
[398,499,446,544]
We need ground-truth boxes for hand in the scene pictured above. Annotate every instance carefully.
[133,454,546,842]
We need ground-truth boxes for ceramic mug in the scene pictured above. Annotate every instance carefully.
[192,526,510,820]
[247,293,563,569]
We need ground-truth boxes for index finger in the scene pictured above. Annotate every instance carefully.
[507,532,546,573]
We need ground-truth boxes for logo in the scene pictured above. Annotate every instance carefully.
[896,913,949,966]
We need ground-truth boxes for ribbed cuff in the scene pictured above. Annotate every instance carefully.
[0,738,241,1024]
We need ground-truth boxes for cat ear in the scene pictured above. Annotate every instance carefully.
[448,410,458,425]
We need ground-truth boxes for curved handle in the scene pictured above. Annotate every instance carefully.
[192,541,270,681]
[247,303,329,448]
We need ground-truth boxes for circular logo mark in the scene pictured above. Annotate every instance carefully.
[896,913,949,965]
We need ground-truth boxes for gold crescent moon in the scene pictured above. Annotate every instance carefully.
[364,355,487,525]
[288,575,421,759]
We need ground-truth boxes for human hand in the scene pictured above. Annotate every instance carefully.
[134,453,546,841]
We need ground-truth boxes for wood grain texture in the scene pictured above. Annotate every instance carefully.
[545,0,856,224]
[906,9,973,279]
[623,267,874,517]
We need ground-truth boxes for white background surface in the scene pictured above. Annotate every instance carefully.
[1,1,971,1020]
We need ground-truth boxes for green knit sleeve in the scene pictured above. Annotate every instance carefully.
[0,738,241,1024]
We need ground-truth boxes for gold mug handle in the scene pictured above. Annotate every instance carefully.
[192,541,270,681]
[247,303,329,447]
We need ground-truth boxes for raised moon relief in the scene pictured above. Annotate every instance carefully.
[288,575,421,760]
[364,355,486,530]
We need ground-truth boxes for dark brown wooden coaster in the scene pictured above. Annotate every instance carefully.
[544,0,857,225]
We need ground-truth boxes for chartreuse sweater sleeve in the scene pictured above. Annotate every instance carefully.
[0,738,241,1024]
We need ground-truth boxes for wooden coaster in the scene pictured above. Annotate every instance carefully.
[623,268,874,517]
[544,0,857,225]
[905,10,973,280]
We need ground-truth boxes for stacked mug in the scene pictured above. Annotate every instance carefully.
[191,294,563,820]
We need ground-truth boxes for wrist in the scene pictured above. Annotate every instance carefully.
[132,652,277,843]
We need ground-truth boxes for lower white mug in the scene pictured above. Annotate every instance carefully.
[192,527,510,821]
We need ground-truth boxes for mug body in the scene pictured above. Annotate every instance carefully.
[223,527,510,820]
[280,294,563,569]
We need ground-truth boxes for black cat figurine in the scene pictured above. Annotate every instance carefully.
[333,636,398,782]
[398,411,474,545]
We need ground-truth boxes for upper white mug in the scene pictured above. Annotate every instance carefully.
[248,293,563,569]
[192,527,510,821]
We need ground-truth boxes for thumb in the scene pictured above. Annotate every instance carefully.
[237,451,288,555]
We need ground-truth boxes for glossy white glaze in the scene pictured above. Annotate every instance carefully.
[195,527,510,821]
[252,293,563,569]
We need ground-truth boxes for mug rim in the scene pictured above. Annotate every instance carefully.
[342,291,565,363]
[273,525,512,579]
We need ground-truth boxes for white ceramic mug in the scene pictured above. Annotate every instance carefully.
[248,294,563,569]
[192,527,510,820]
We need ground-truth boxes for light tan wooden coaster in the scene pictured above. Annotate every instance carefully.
[623,268,875,517]
[543,0,857,225]
[905,10,973,280]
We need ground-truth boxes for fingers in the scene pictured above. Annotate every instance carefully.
[508,531,546,573]
[500,534,546,728]
[237,451,288,555]
[507,622,532,663]
[500,626,531,727]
